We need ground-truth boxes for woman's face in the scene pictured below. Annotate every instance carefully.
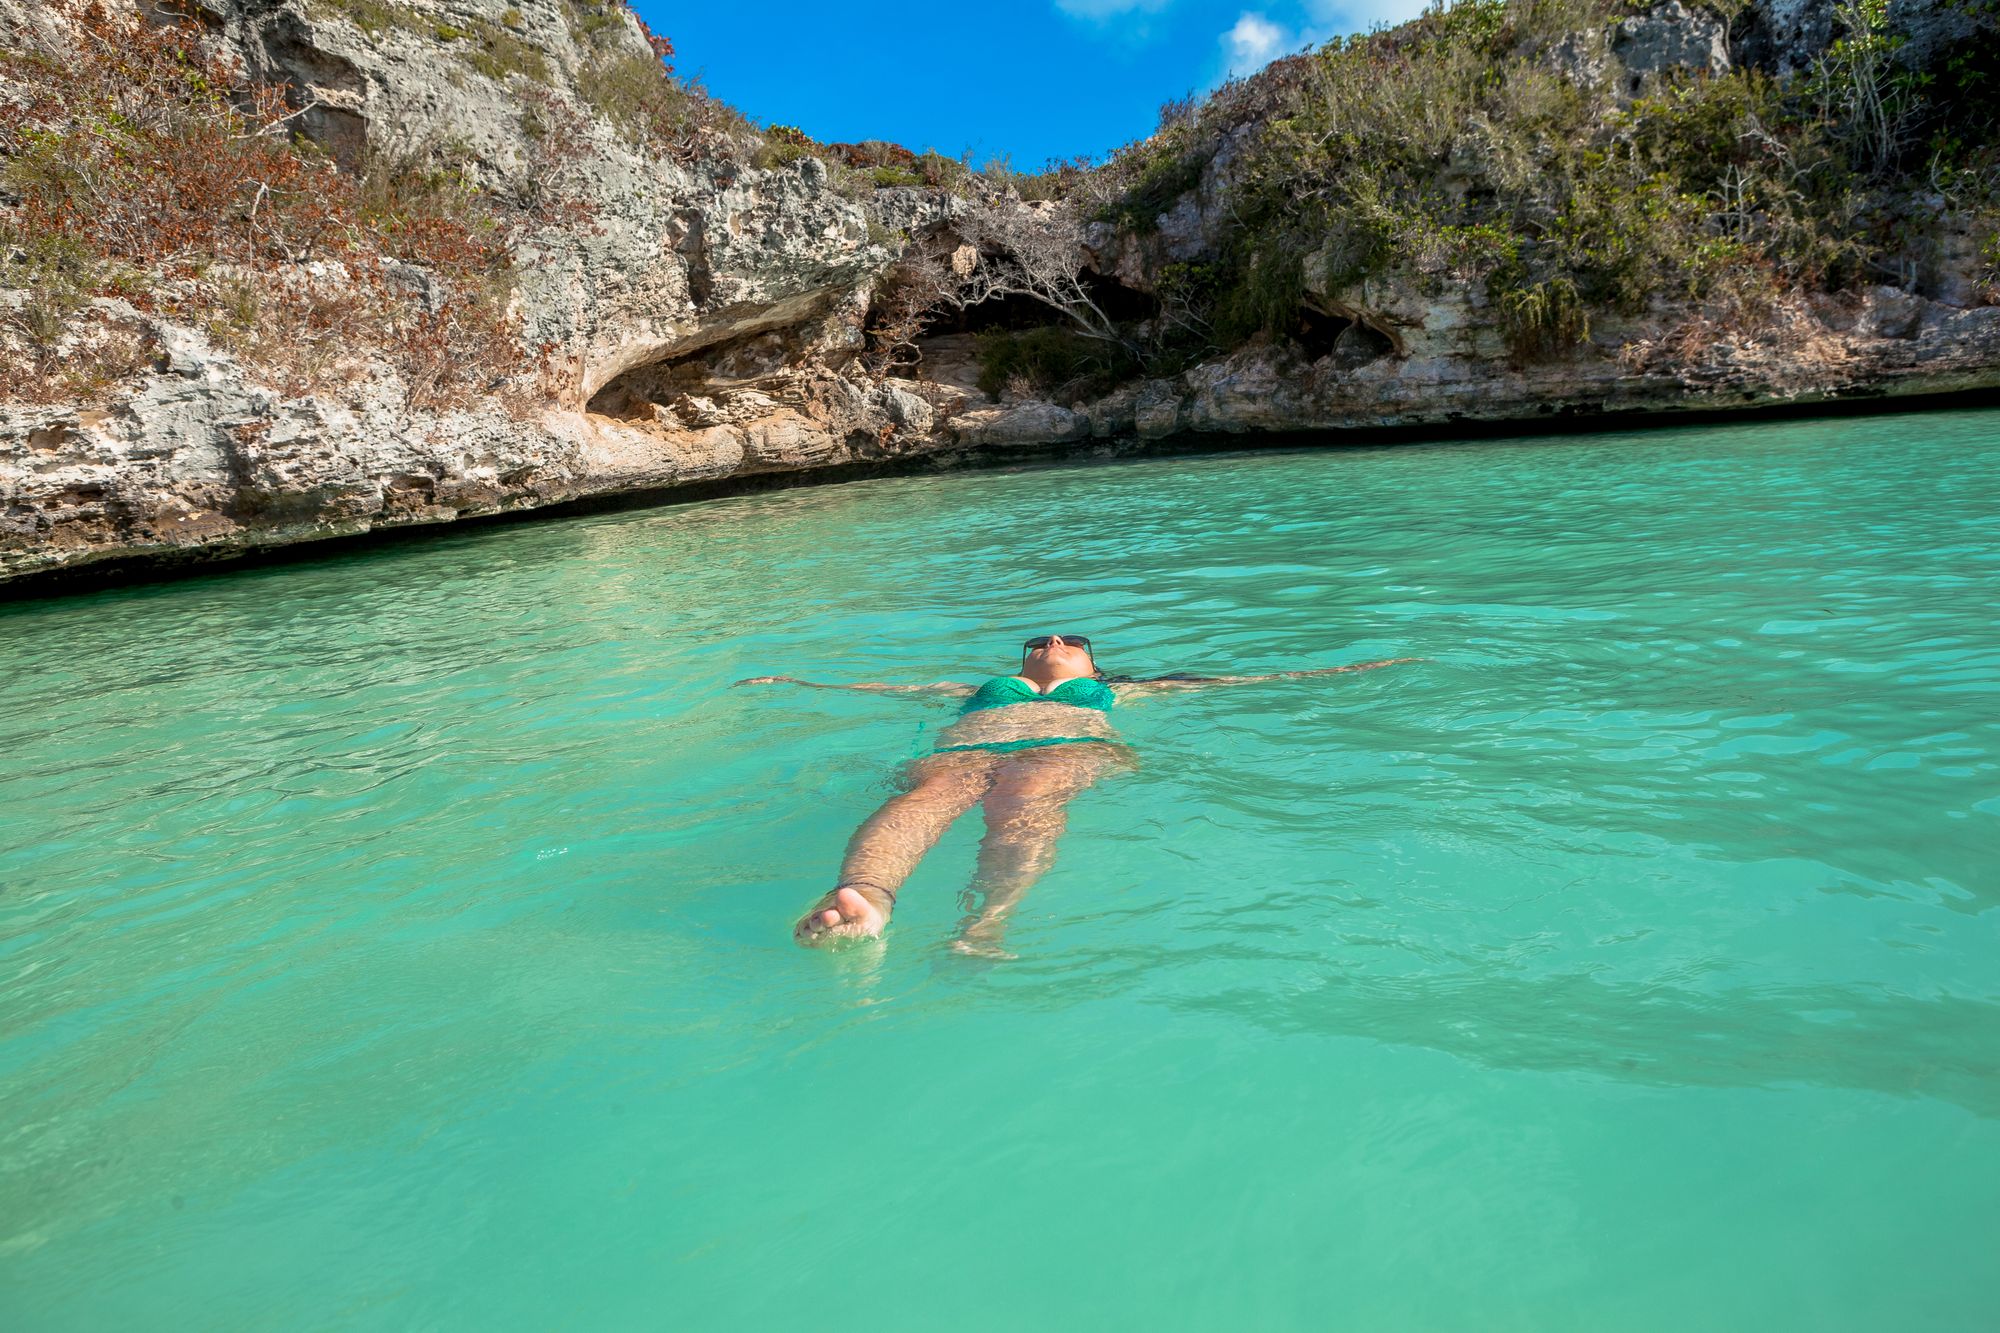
[1023,633,1095,676]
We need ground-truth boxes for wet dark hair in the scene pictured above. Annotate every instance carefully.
[1096,671,1216,684]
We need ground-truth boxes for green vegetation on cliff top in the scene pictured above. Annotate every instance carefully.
[984,0,2000,382]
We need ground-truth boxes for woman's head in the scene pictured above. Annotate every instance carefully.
[1021,632,1096,677]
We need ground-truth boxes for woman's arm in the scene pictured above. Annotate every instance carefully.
[734,676,975,699]
[1110,658,1421,701]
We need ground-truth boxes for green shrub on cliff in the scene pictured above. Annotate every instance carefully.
[0,231,97,348]
[1203,0,1811,355]
[1075,0,1996,368]
[579,54,754,162]
[975,326,1139,400]
[1497,275,1591,360]
[568,3,753,165]
[1094,126,1206,234]
[308,0,428,40]
[753,124,816,169]
[454,16,552,85]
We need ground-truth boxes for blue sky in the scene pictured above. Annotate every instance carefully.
[632,0,1433,168]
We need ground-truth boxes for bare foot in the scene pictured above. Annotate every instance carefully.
[949,936,1017,961]
[794,885,889,946]
[949,915,1016,960]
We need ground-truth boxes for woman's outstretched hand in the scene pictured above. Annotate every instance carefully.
[734,675,796,686]
[1258,657,1425,682]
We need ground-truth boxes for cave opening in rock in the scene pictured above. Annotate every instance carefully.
[1291,305,1351,361]
[887,269,1162,397]
[586,374,662,422]
[1081,271,1161,324]
[1329,319,1396,369]
[919,291,1059,337]
[907,271,1160,339]
[585,326,800,420]
[587,352,710,421]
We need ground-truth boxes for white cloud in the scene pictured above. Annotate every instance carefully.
[1221,11,1290,77]
[1203,0,1436,92]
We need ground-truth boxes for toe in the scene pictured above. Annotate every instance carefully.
[795,886,888,946]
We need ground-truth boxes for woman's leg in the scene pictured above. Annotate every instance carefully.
[954,744,1126,956]
[795,753,992,945]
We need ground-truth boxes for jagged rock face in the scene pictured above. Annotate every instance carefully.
[1079,122,1258,296]
[0,0,931,582]
[1734,0,2000,77]
[1050,288,2000,439]
[1881,0,2000,72]
[1611,1,1730,96]
[0,303,583,572]
[1734,0,1838,76]
[198,0,888,401]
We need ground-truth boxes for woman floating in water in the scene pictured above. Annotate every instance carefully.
[739,634,1417,955]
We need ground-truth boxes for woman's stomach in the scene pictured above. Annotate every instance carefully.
[935,702,1118,749]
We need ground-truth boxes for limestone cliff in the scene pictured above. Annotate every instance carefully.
[1,0,946,583]
[2,0,1997,587]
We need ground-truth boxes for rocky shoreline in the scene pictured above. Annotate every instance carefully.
[10,382,1997,600]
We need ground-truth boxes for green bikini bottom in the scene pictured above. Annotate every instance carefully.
[933,736,1113,757]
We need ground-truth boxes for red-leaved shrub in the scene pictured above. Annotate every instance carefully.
[0,1,531,410]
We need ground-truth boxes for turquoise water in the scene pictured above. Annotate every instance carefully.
[3,409,1998,1330]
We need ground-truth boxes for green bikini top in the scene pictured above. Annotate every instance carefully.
[960,675,1116,715]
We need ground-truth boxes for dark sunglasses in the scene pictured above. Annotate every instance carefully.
[1023,635,1092,654]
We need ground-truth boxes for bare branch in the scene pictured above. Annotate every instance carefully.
[946,199,1138,353]
[233,97,329,140]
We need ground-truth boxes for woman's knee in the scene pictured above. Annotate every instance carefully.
[982,788,1072,841]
